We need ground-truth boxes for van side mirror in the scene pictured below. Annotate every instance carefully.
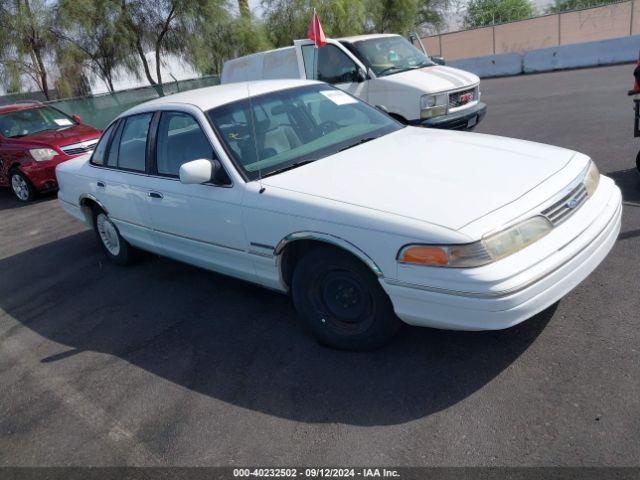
[71,114,83,124]
[431,56,446,66]
[356,68,367,83]
[179,159,220,184]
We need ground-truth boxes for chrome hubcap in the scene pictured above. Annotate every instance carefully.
[11,174,29,201]
[96,213,121,256]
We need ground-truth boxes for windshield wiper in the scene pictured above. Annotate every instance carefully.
[338,136,378,153]
[376,66,407,76]
[262,159,317,178]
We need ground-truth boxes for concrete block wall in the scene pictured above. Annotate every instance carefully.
[448,35,640,78]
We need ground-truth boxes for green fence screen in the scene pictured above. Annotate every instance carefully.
[2,75,220,130]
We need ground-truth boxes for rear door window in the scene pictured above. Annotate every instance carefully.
[117,113,152,172]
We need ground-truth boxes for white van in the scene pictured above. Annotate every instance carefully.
[221,34,486,130]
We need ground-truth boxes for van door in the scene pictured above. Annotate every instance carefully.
[296,40,368,101]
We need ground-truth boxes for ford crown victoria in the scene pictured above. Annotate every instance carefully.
[56,80,622,350]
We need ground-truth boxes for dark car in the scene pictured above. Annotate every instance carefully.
[0,102,101,201]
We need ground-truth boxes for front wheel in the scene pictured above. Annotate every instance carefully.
[92,208,136,265]
[291,246,402,351]
[10,170,35,202]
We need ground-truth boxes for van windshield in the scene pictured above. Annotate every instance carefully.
[207,84,402,180]
[349,36,435,77]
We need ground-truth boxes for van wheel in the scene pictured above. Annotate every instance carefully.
[92,207,136,265]
[10,170,35,202]
[291,246,402,351]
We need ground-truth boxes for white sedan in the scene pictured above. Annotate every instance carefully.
[56,79,622,350]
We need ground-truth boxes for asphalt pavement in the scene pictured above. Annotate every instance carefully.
[0,64,639,466]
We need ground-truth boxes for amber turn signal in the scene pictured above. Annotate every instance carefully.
[399,246,449,266]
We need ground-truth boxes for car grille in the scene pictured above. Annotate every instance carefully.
[541,183,588,226]
[449,87,477,109]
[60,139,98,156]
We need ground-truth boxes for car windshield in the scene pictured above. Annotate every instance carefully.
[207,84,402,180]
[350,36,435,77]
[0,106,77,138]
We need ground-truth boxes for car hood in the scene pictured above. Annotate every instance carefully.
[15,123,101,148]
[378,65,479,93]
[261,127,577,231]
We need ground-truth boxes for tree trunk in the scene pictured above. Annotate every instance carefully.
[155,42,163,86]
[238,0,250,18]
[136,39,157,86]
[23,0,50,100]
[155,5,176,94]
[33,47,49,100]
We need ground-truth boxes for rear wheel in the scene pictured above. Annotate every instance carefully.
[10,170,35,202]
[92,207,136,265]
[291,246,402,351]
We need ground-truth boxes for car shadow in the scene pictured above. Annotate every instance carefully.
[607,167,640,204]
[0,231,553,426]
[0,188,56,211]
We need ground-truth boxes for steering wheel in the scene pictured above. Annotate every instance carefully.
[319,120,340,136]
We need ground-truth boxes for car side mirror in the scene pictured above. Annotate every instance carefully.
[356,68,368,83]
[179,159,220,185]
[431,56,446,66]
[71,114,83,124]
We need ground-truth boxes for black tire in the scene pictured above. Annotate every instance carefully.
[91,207,136,265]
[636,150,640,173]
[9,170,35,202]
[291,246,402,351]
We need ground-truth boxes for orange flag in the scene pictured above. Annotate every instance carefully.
[308,9,327,48]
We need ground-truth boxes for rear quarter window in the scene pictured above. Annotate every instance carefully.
[90,123,117,166]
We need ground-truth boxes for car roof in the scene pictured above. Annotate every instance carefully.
[0,101,44,115]
[121,79,322,119]
[335,33,401,43]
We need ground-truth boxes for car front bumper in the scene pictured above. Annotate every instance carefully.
[411,102,487,130]
[21,155,85,192]
[381,178,622,330]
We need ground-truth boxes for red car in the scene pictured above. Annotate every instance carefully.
[0,102,101,201]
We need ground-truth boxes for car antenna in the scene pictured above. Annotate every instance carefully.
[246,82,265,194]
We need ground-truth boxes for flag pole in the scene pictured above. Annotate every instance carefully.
[313,8,318,81]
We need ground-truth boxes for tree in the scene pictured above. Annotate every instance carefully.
[186,0,270,76]
[262,0,367,48]
[54,0,136,93]
[547,0,617,13]
[367,0,448,35]
[262,0,447,47]
[54,41,92,98]
[0,0,56,99]
[464,0,534,27]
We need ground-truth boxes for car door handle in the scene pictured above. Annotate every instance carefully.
[148,191,163,199]
[97,181,105,188]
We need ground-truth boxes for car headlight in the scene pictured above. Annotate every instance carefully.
[420,93,448,119]
[398,216,553,268]
[584,161,600,196]
[29,148,58,161]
